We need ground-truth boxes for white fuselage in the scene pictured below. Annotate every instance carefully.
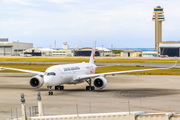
[44,63,97,86]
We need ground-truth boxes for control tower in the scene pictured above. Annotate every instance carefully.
[152,6,165,50]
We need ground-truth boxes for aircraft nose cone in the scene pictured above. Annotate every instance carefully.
[44,76,53,86]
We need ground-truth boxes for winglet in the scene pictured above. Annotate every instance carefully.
[89,40,96,64]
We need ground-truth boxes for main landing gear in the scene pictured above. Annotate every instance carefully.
[48,86,53,95]
[85,79,95,90]
[55,85,64,90]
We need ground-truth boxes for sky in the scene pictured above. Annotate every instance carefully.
[0,0,180,49]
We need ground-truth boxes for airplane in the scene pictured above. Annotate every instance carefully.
[19,52,32,57]
[0,40,173,95]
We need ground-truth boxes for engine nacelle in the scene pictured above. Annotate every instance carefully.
[30,75,44,88]
[93,77,107,90]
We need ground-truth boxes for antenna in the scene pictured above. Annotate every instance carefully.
[79,40,83,48]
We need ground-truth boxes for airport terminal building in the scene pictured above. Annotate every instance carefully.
[0,38,33,56]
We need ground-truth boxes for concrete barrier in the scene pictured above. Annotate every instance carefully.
[26,111,144,120]
[9,111,180,120]
[136,113,173,120]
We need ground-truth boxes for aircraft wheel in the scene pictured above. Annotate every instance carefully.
[49,91,53,95]
[86,86,90,90]
[55,86,58,90]
[91,86,95,90]
[60,86,64,90]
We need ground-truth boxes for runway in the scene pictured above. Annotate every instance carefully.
[0,73,180,119]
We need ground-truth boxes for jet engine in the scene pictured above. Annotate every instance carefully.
[30,75,44,88]
[93,77,107,90]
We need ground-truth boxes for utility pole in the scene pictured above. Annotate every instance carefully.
[102,45,104,56]
[17,40,19,56]
[54,40,56,50]
[111,44,113,56]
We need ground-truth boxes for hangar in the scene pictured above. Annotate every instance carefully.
[96,47,112,56]
[160,42,180,57]
[0,38,33,56]
[74,47,112,57]
[74,47,100,56]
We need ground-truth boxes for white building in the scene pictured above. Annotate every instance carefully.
[23,48,52,56]
[142,51,158,57]
[96,47,112,56]
[52,49,73,57]
[63,42,69,50]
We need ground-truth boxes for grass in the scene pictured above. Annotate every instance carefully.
[1,63,180,75]
[0,57,178,63]
[96,66,180,75]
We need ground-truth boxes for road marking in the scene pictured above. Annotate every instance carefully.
[120,102,177,113]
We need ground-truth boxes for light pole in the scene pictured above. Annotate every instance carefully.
[102,45,104,57]
[111,44,113,56]
[54,40,56,50]
[17,40,19,56]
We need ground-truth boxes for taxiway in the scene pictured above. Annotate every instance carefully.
[0,73,180,119]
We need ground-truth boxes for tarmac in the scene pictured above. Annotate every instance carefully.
[0,73,180,119]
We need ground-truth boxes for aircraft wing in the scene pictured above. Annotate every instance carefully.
[0,67,44,75]
[74,67,168,80]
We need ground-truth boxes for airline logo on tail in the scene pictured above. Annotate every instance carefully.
[92,49,95,60]
[89,40,96,64]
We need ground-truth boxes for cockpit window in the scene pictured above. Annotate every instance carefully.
[45,72,56,76]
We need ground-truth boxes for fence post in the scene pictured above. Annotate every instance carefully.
[11,108,12,120]
[16,108,18,119]
[76,104,78,117]
[29,107,31,118]
[89,102,91,114]
[128,101,130,114]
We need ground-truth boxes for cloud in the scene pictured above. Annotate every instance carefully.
[49,0,77,4]
[3,0,33,5]
[0,0,180,48]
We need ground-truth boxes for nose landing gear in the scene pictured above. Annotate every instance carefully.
[49,91,53,95]
[48,86,53,95]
